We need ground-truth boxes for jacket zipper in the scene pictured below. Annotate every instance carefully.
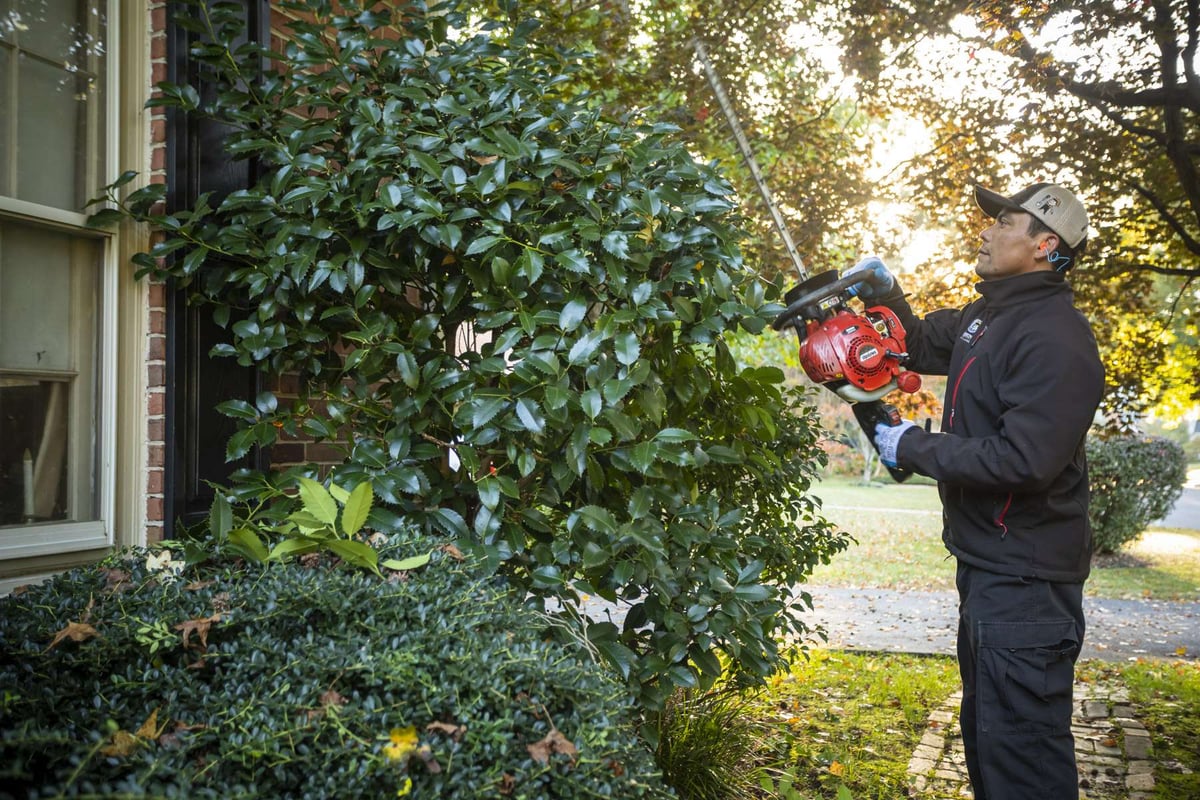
[948,355,977,432]
[949,353,1011,539]
[995,493,1012,539]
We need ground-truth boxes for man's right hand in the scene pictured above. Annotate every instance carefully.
[844,256,896,300]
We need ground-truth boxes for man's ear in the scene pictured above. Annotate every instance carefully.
[1037,234,1060,258]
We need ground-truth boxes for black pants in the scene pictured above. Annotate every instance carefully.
[955,561,1085,800]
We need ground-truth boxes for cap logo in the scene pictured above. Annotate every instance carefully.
[1035,193,1061,216]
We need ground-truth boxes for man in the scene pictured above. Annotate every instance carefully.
[849,182,1104,799]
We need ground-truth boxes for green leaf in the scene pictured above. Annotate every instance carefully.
[630,441,656,473]
[209,494,233,538]
[430,507,468,537]
[655,428,697,444]
[594,639,636,680]
[515,398,545,434]
[341,481,373,537]
[613,332,640,365]
[573,505,617,534]
[472,396,508,428]
[227,527,269,563]
[269,537,320,561]
[297,476,338,526]
[568,332,602,365]
[601,231,630,259]
[326,539,381,576]
[559,298,588,331]
[580,389,602,420]
[381,552,432,571]
[396,350,420,388]
[556,249,590,273]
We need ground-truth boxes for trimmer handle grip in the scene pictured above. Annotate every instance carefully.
[851,401,913,483]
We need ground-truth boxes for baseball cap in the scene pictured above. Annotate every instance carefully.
[974,182,1089,249]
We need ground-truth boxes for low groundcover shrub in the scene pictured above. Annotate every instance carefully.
[0,537,671,799]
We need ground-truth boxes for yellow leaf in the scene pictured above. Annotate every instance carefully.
[136,707,167,740]
[396,776,414,796]
[1176,646,1188,657]
[829,760,845,776]
[385,726,419,762]
[100,730,141,758]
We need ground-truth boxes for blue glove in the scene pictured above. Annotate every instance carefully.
[844,256,896,300]
[874,420,916,467]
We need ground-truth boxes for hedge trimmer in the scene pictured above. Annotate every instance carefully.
[693,40,919,481]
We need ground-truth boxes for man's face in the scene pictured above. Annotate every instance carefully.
[976,209,1051,280]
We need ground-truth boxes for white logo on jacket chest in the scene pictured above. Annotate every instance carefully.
[960,318,985,344]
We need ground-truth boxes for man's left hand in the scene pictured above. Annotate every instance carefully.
[874,420,916,467]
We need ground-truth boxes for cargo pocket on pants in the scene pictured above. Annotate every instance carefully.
[976,619,1079,735]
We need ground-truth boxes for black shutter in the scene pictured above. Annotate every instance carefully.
[164,0,271,534]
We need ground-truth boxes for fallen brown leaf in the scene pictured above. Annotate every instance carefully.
[101,568,132,593]
[45,621,99,652]
[174,613,221,651]
[425,721,465,741]
[440,543,465,561]
[415,744,442,773]
[498,773,516,796]
[527,729,577,765]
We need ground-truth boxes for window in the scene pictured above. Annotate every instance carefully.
[0,0,115,559]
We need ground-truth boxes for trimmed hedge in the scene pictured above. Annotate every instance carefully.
[0,538,672,799]
[1087,434,1188,554]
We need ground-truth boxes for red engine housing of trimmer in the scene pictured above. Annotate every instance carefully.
[798,306,920,400]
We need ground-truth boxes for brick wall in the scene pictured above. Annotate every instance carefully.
[145,2,169,543]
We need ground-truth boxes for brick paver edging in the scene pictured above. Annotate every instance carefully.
[906,680,1154,799]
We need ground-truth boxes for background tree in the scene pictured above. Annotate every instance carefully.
[831,0,1200,422]
[503,0,877,284]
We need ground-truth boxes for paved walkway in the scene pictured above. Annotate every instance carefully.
[907,680,1156,799]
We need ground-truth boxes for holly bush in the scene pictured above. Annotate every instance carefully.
[0,539,671,799]
[92,0,845,706]
[1086,434,1187,554]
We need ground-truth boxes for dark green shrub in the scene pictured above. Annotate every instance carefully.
[0,538,672,799]
[92,0,846,706]
[1087,434,1188,553]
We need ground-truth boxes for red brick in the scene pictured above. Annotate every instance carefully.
[269,443,306,465]
[147,469,164,494]
[147,364,165,387]
[148,443,165,468]
[148,391,165,415]
[149,309,165,335]
[148,281,167,308]
[307,443,348,464]
[148,335,165,360]
[147,496,164,520]
[147,418,165,441]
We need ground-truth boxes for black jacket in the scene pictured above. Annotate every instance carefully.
[878,270,1104,582]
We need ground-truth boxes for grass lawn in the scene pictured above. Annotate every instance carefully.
[807,477,1200,601]
[751,650,1200,800]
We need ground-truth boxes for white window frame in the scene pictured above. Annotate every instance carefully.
[0,0,119,560]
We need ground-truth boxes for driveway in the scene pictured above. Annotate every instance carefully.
[1154,467,1200,529]
[797,586,1200,662]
